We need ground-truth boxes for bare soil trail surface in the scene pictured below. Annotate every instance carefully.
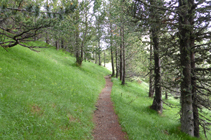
[92,76,127,140]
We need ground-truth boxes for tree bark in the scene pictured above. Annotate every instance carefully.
[189,1,199,135]
[75,2,82,66]
[121,25,125,85]
[109,8,115,77]
[179,0,194,136]
[55,40,59,50]
[119,28,123,81]
[104,50,106,67]
[110,45,114,76]
[80,14,88,64]
[165,90,168,100]
[80,42,83,61]
[95,51,98,64]
[191,51,199,137]
[180,37,194,137]
[149,44,154,97]
[45,31,49,44]
[93,52,95,63]
[109,5,115,77]
[149,0,162,113]
[150,30,162,113]
[115,45,119,78]
[98,41,101,66]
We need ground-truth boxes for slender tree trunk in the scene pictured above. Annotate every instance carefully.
[109,5,115,76]
[95,51,97,64]
[121,25,125,85]
[45,0,49,44]
[56,40,59,50]
[115,45,119,78]
[111,46,115,76]
[45,31,49,44]
[81,42,83,63]
[165,90,168,100]
[104,50,106,67]
[75,3,82,66]
[121,0,125,84]
[99,52,101,65]
[98,41,101,66]
[80,10,88,65]
[179,0,194,136]
[110,44,115,76]
[149,44,154,97]
[119,28,123,81]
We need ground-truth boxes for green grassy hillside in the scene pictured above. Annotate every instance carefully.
[0,43,110,140]
[1,42,210,140]
[111,79,211,140]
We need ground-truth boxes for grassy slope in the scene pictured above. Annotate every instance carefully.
[0,44,110,140]
[1,42,210,140]
[111,79,211,140]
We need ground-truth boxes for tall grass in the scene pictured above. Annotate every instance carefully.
[0,44,110,140]
[111,78,210,140]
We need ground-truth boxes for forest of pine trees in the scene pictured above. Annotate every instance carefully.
[1,0,210,138]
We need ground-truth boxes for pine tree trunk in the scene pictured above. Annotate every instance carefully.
[98,42,101,66]
[121,25,125,85]
[149,0,162,113]
[180,40,194,136]
[179,0,194,136]
[56,40,59,50]
[110,46,114,77]
[99,52,101,66]
[80,9,88,65]
[119,28,123,81]
[191,51,199,137]
[115,45,119,78]
[165,91,168,100]
[95,51,97,64]
[189,0,199,136]
[45,31,49,44]
[81,43,83,62]
[104,50,106,67]
[75,4,82,66]
[149,44,154,97]
[150,30,162,113]
[110,19,115,77]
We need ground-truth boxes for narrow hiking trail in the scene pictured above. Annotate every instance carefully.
[93,76,127,140]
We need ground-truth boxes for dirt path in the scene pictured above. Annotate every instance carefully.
[92,76,127,140]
